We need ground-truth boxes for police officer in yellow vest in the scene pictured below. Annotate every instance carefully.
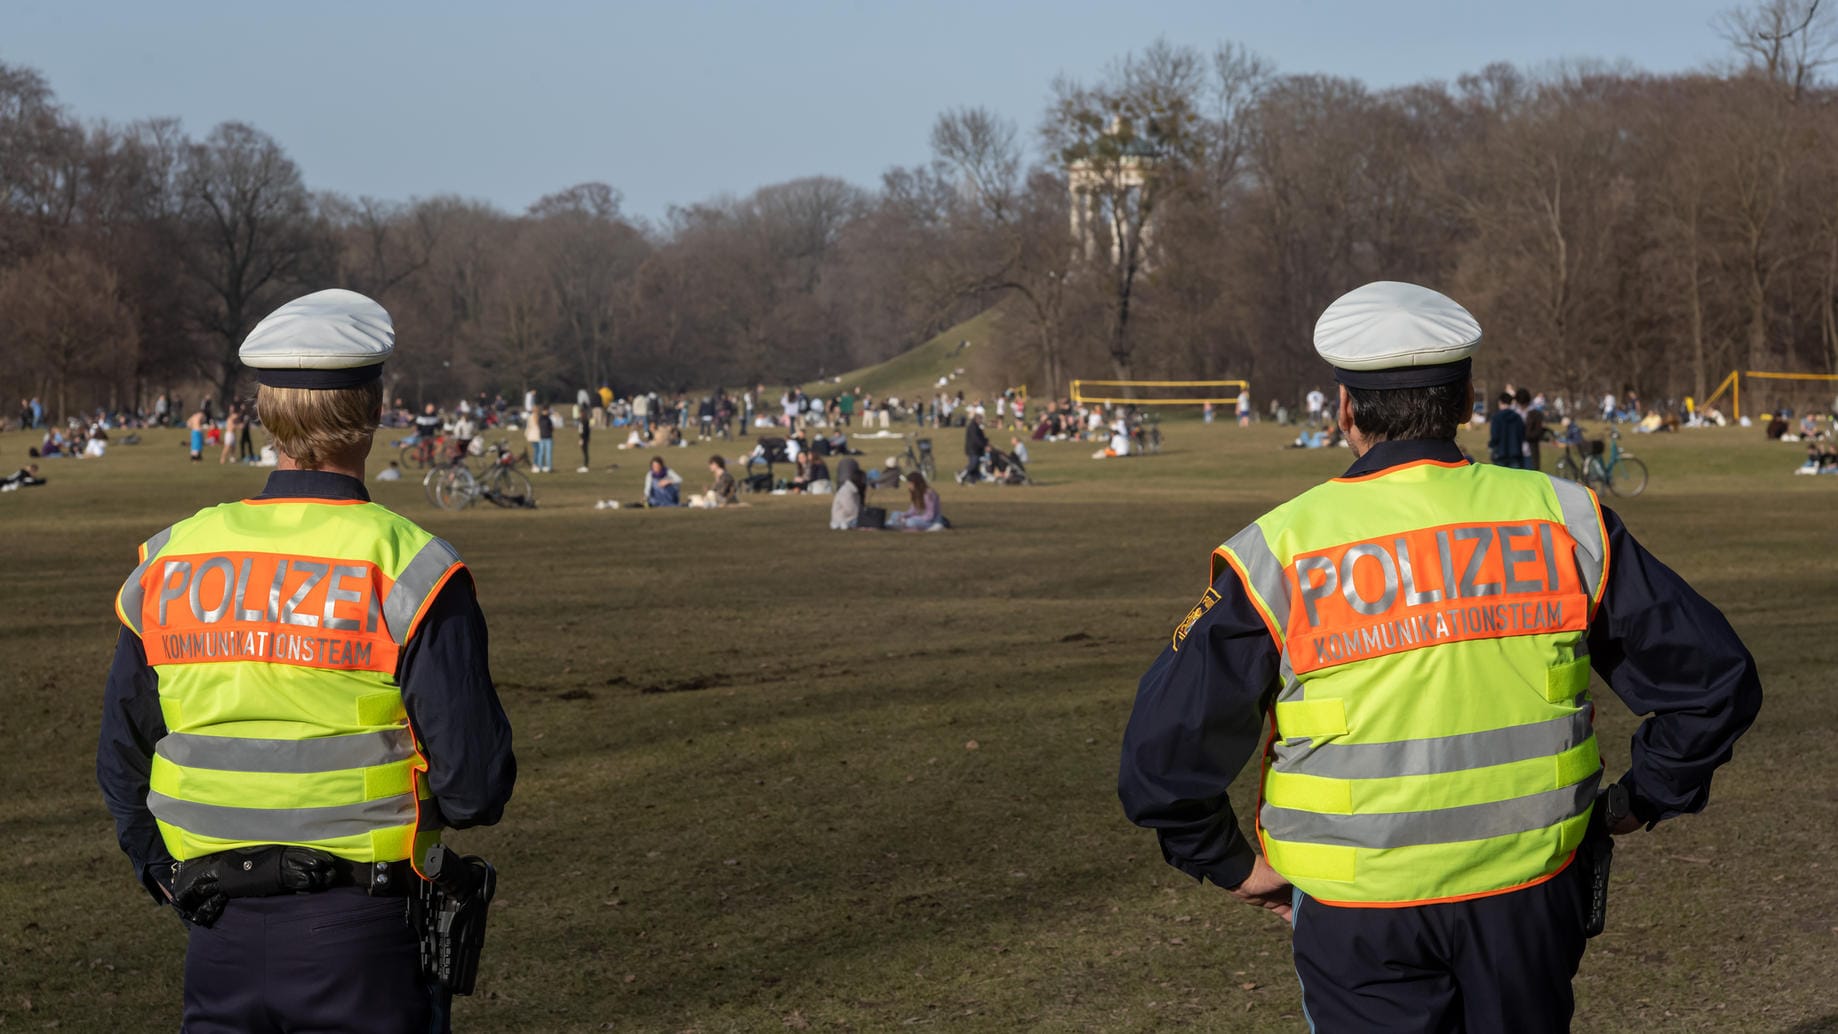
[1119,282,1760,1032]
[97,289,515,1033]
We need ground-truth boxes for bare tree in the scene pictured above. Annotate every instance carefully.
[0,248,138,422]
[931,106,1022,220]
[178,122,322,403]
[1718,0,1838,99]
[1046,39,1207,384]
[325,195,440,301]
[524,182,650,390]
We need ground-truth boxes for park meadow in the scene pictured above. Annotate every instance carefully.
[2,420,1832,1033]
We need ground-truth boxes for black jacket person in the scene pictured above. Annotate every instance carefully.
[963,416,989,482]
[97,289,514,1033]
[1118,281,1759,1033]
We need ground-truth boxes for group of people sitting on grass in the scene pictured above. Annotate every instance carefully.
[600,452,945,529]
[636,455,743,508]
[27,420,121,459]
[829,458,947,531]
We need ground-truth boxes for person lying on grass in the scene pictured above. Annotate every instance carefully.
[1,463,45,490]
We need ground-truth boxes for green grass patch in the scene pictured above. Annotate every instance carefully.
[802,305,1019,405]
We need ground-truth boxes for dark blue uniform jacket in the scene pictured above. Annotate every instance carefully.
[1118,438,1762,890]
[97,470,517,904]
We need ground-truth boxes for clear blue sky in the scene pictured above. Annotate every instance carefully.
[9,0,1736,222]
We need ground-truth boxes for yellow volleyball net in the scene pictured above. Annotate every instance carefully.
[1070,379,1249,406]
[1702,369,1838,422]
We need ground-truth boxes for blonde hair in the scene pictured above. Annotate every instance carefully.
[255,382,383,468]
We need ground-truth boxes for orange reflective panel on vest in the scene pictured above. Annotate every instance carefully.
[137,551,400,673]
[1285,519,1590,675]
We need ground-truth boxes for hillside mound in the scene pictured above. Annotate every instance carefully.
[802,305,1028,405]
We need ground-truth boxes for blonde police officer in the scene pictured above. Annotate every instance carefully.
[1119,282,1760,1032]
[98,289,515,1033]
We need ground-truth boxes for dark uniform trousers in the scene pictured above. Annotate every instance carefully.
[1291,858,1589,1034]
[183,887,448,1034]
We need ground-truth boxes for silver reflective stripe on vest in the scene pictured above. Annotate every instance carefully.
[1260,769,1600,849]
[147,791,417,843]
[155,728,416,774]
[1270,709,1593,780]
[1223,523,1290,633]
[382,537,462,643]
[1547,476,1605,601]
[1276,652,1302,701]
[117,526,175,636]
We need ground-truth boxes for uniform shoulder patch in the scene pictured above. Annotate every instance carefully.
[1172,587,1222,650]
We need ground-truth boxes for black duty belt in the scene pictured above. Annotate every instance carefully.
[328,857,417,896]
[180,849,417,897]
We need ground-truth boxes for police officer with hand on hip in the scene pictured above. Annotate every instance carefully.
[98,289,516,1033]
[1119,282,1761,1032]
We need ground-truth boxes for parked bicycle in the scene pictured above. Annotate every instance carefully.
[398,434,448,470]
[1554,427,1647,497]
[892,434,936,482]
[427,441,537,510]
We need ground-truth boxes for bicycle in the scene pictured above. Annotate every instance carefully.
[1554,428,1647,497]
[465,437,529,475]
[398,434,448,470]
[428,442,537,510]
[892,435,937,482]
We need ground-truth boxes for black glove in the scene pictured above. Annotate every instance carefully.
[172,847,338,927]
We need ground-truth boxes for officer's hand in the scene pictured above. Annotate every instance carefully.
[274,847,337,892]
[171,848,337,927]
[171,860,228,928]
[1227,855,1294,922]
[1608,813,1642,836]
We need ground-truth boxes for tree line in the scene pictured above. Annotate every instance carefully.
[4,0,1837,424]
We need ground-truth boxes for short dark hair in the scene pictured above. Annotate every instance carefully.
[709,455,726,469]
[1497,393,1514,406]
[1346,382,1471,442]
[1514,388,1531,406]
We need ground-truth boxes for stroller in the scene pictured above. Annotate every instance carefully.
[983,447,1034,485]
[743,436,789,493]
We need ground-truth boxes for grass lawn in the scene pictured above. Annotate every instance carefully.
[801,305,1017,405]
[1,419,1833,1033]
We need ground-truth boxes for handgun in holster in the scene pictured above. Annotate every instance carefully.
[1581,794,1614,939]
[411,843,497,995]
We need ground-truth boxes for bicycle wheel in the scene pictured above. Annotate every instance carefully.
[483,466,534,508]
[1553,456,1579,482]
[1607,456,1648,498]
[433,467,476,510]
[399,443,425,470]
[422,467,443,507]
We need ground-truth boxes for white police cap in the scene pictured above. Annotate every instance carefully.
[240,289,394,389]
[1313,281,1480,389]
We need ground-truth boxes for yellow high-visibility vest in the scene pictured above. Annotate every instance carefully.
[1213,457,1611,905]
[115,496,465,864]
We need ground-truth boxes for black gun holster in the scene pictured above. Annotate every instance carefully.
[1580,798,1614,939]
[409,844,498,996]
